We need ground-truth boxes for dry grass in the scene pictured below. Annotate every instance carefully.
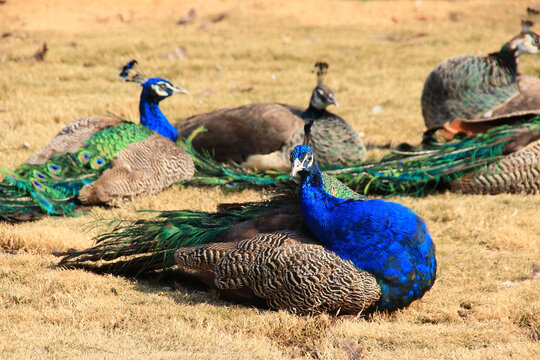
[0,0,539,358]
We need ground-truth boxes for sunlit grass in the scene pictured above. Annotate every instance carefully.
[0,0,539,359]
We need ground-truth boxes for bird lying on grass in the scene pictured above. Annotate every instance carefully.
[0,60,194,222]
[421,20,540,139]
[61,146,437,315]
[175,62,366,171]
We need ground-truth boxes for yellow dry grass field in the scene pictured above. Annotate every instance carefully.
[0,0,539,358]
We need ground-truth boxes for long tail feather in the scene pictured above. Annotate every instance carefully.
[182,116,540,196]
[0,122,154,222]
[61,117,540,275]
[60,198,287,275]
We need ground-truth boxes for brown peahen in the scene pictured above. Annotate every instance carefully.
[175,62,366,171]
[421,20,540,136]
[0,61,194,221]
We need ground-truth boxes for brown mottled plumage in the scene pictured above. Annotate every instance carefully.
[450,138,540,194]
[175,231,381,315]
[23,116,194,206]
[78,133,194,205]
[175,62,365,171]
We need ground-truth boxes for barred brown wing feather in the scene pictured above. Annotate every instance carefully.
[175,231,381,315]
[451,139,540,194]
[78,134,194,205]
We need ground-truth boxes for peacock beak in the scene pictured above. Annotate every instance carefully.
[290,158,303,177]
[173,86,189,95]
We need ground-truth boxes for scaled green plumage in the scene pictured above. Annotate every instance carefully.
[422,54,519,126]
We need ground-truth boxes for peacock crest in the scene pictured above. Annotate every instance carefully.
[119,59,148,84]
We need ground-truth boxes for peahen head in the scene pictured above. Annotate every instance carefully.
[290,145,318,177]
[502,20,540,56]
[309,61,338,110]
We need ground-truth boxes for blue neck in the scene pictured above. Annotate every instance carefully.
[139,92,179,142]
[298,168,343,248]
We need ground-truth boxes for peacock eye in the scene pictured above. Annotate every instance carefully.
[160,83,168,90]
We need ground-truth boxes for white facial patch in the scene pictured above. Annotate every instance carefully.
[151,82,171,97]
[311,89,327,110]
[303,154,314,168]
[291,158,303,176]
[514,35,539,55]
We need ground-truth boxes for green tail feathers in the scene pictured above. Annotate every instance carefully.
[177,128,290,190]
[60,200,285,275]
[61,118,539,275]
[0,122,154,221]
[183,116,540,196]
[59,176,348,274]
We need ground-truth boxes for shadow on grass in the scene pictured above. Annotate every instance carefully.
[55,259,270,311]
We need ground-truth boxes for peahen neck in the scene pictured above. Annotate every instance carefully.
[139,91,179,142]
[301,103,327,122]
[490,44,519,75]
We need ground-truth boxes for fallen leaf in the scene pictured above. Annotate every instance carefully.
[178,8,196,25]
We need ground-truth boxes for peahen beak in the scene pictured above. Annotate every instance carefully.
[173,86,189,95]
[328,94,338,107]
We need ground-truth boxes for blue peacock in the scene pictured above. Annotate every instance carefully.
[0,60,194,221]
[289,145,437,311]
[62,146,437,314]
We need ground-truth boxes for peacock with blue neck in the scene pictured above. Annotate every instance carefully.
[0,60,193,221]
[290,145,437,311]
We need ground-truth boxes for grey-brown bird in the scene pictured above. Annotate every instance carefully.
[175,62,366,171]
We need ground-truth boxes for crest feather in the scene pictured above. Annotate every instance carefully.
[522,19,534,32]
[314,61,329,84]
[119,59,147,85]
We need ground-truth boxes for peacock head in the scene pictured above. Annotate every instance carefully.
[504,20,540,56]
[141,77,189,103]
[119,59,188,103]
[290,145,318,177]
[310,61,338,110]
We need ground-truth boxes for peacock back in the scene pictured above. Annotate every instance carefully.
[1,121,155,218]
